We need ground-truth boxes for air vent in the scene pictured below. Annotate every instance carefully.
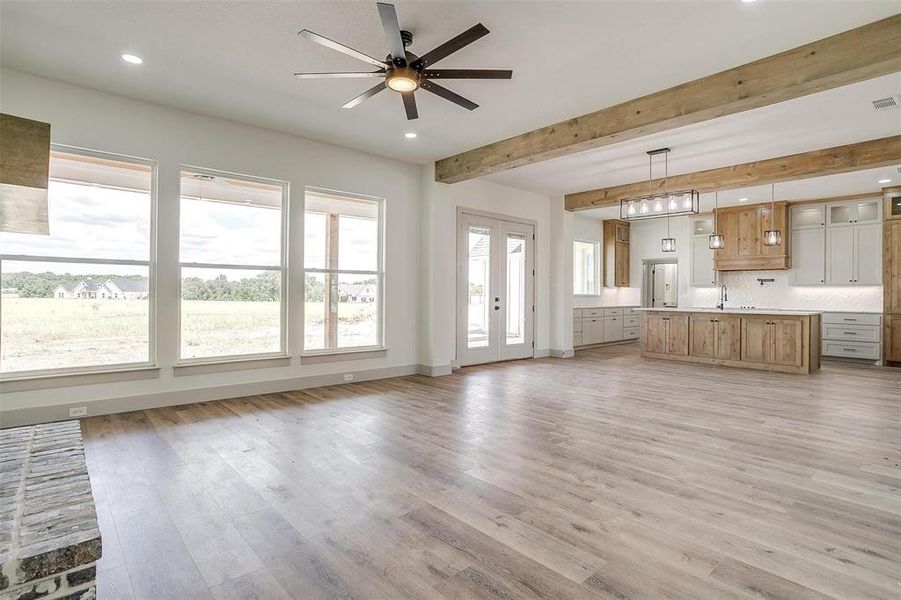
[872,95,900,111]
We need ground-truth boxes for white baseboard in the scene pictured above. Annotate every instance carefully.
[416,364,453,377]
[534,348,550,358]
[549,348,574,358]
[0,364,419,429]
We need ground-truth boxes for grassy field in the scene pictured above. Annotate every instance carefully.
[1,298,377,372]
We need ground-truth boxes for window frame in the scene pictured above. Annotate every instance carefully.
[573,238,600,296]
[301,186,385,356]
[176,165,289,365]
[0,144,159,380]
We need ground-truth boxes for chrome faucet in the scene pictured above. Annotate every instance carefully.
[717,285,728,310]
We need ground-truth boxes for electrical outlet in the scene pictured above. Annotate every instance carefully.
[343,373,354,382]
[69,406,87,418]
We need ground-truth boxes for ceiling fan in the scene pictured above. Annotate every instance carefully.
[293,2,512,120]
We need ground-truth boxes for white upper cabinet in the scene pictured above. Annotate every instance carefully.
[826,223,882,285]
[791,228,825,285]
[854,223,882,285]
[826,199,882,227]
[791,205,825,230]
[690,236,716,287]
[689,216,716,287]
[826,226,855,285]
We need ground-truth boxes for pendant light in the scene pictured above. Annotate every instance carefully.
[661,150,676,252]
[763,183,782,246]
[709,191,725,249]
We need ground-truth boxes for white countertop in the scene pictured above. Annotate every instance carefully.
[637,307,822,316]
[575,305,639,309]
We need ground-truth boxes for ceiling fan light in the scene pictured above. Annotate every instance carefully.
[386,68,419,92]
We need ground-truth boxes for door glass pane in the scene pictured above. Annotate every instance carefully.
[467,226,491,349]
[856,201,879,223]
[893,197,901,217]
[506,234,526,345]
[829,204,852,225]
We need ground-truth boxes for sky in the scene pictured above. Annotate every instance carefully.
[0,180,379,279]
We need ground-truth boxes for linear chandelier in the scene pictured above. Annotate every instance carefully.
[620,148,699,221]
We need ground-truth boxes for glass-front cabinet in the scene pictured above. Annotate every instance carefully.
[791,204,825,229]
[826,198,882,226]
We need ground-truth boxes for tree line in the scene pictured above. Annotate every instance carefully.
[3,271,373,302]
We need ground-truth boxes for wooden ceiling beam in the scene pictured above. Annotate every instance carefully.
[434,14,901,184]
[565,135,901,211]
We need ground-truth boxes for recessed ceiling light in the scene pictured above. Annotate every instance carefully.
[121,53,143,65]
[738,197,748,202]
[878,178,892,184]
[404,132,418,139]
[741,0,757,3]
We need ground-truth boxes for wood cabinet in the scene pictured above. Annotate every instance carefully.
[643,310,819,374]
[740,318,803,367]
[884,193,901,365]
[689,315,739,360]
[713,201,790,271]
[603,219,630,287]
[642,314,688,355]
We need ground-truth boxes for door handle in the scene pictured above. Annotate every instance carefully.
[493,306,500,311]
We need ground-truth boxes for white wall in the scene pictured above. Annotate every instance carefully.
[419,166,553,368]
[0,68,423,423]
[1,69,562,424]
[629,215,883,312]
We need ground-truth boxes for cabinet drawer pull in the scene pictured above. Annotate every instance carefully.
[843,318,857,321]
[843,331,857,335]
[843,348,857,352]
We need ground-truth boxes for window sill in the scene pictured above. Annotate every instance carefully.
[173,355,291,376]
[300,347,388,364]
[0,365,161,392]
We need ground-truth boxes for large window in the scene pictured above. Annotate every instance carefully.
[573,239,599,295]
[178,169,286,361]
[0,149,154,375]
[304,189,383,352]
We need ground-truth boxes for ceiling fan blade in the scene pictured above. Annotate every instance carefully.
[294,71,386,79]
[401,92,418,120]
[342,83,387,109]
[420,80,478,111]
[376,3,407,67]
[422,69,512,79]
[411,23,489,69]
[298,29,387,69]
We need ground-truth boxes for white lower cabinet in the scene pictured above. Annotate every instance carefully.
[573,306,638,347]
[821,312,882,363]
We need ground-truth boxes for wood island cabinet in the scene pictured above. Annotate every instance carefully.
[884,190,901,365]
[642,310,820,374]
[690,315,741,361]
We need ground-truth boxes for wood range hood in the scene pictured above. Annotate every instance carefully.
[0,113,51,235]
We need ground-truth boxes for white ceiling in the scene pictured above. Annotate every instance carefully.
[1,0,898,168]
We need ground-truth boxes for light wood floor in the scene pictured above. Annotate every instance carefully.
[82,344,901,599]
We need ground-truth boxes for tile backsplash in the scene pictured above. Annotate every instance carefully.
[683,270,883,313]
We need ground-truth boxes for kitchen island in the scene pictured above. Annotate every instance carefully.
[639,307,821,374]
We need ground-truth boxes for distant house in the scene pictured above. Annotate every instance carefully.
[53,277,149,300]
[337,283,377,303]
[53,283,76,299]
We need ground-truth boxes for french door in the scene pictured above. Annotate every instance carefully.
[456,212,535,366]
